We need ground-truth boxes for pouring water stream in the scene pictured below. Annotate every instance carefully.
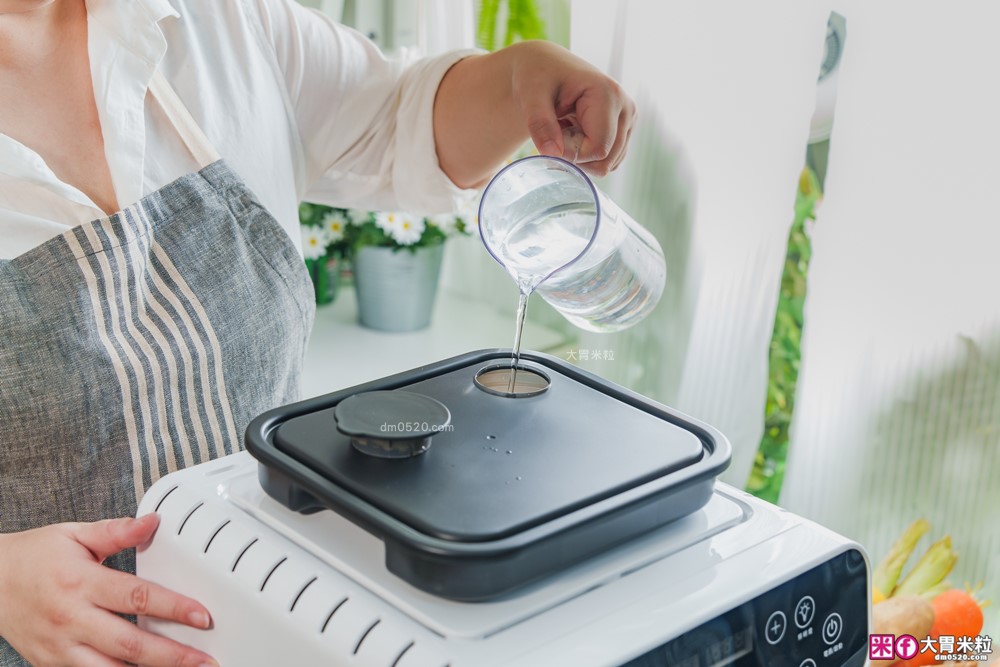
[505,132,585,392]
[508,288,530,392]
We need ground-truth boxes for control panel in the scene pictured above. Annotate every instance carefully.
[621,549,868,667]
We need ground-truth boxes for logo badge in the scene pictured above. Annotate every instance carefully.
[895,634,919,660]
[869,634,895,660]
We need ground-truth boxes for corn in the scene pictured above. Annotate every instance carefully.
[894,535,958,598]
[873,519,931,597]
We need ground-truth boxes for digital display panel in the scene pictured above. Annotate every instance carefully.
[620,549,868,667]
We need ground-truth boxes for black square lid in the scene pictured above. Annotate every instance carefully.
[273,358,704,543]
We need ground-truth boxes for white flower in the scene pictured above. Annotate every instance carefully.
[322,211,348,243]
[374,211,399,232]
[389,213,426,245]
[301,226,329,260]
[428,213,459,235]
[347,208,371,225]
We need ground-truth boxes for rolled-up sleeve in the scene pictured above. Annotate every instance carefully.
[249,0,481,214]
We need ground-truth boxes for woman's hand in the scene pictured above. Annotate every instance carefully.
[508,40,636,177]
[0,514,218,667]
[434,40,636,188]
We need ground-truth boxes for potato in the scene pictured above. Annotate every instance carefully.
[871,596,935,666]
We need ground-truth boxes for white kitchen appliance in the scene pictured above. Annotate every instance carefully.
[137,451,869,666]
[137,349,869,666]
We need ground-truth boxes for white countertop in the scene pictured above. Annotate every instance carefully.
[300,287,569,398]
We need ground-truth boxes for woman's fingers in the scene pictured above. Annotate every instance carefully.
[522,96,565,158]
[512,43,635,174]
[575,101,629,177]
[614,126,634,172]
[82,611,216,667]
[71,513,160,562]
[87,566,212,629]
[0,519,217,666]
[572,88,621,167]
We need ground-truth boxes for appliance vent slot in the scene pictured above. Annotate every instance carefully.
[143,483,451,667]
[154,485,178,512]
[260,556,288,591]
[353,619,380,655]
[320,597,349,633]
[390,642,414,667]
[231,537,258,572]
[177,502,204,535]
[203,519,231,553]
[289,576,317,612]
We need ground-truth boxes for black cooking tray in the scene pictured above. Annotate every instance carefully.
[245,350,731,601]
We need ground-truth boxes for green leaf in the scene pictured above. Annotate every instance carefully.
[477,0,500,51]
[478,0,547,51]
[746,166,821,503]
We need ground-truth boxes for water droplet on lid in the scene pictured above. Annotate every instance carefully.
[506,450,513,454]
[486,435,496,440]
[516,476,522,481]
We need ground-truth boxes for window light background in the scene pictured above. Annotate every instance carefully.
[305,0,1000,634]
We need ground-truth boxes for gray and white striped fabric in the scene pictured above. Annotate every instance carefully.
[0,161,313,630]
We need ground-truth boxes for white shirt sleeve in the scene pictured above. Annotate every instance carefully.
[247,0,481,214]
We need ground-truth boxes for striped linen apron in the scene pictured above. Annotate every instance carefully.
[0,72,314,663]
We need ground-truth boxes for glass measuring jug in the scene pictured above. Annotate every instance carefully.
[478,155,666,333]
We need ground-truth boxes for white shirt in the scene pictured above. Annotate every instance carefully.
[0,0,477,260]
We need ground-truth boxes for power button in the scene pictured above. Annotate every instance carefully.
[822,613,843,645]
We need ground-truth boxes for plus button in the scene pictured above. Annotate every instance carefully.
[765,611,787,645]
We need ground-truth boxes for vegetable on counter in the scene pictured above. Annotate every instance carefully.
[871,596,935,666]
[869,520,993,666]
[929,587,986,644]
[874,519,931,599]
[894,536,959,598]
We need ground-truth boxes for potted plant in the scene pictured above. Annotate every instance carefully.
[299,203,352,306]
[348,208,471,332]
[299,202,473,329]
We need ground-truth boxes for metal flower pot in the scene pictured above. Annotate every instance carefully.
[353,244,444,332]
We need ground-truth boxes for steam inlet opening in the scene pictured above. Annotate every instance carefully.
[474,365,550,398]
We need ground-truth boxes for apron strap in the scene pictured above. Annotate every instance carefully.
[148,69,221,169]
